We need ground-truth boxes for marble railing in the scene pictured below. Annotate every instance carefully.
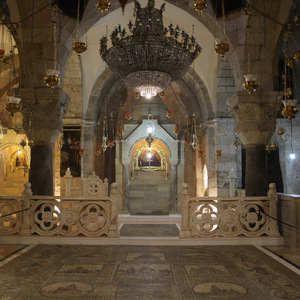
[0,182,120,238]
[180,183,280,238]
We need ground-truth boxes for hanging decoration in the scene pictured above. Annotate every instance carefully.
[44,6,60,89]
[100,0,201,98]
[216,149,222,157]
[233,133,241,150]
[118,0,128,14]
[243,24,260,94]
[174,126,180,136]
[184,141,190,151]
[281,29,299,119]
[79,148,85,156]
[125,112,133,121]
[117,128,124,138]
[145,113,155,148]
[190,115,197,150]
[198,150,204,157]
[166,109,172,119]
[73,0,87,56]
[277,128,285,136]
[193,0,207,14]
[95,148,101,156]
[215,0,229,58]
[101,115,108,151]
[96,0,111,13]
[5,34,21,117]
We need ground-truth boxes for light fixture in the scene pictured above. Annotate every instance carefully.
[96,0,111,13]
[73,0,87,56]
[277,128,285,136]
[280,26,299,119]
[190,115,197,150]
[215,0,229,58]
[100,0,201,97]
[243,25,260,94]
[166,110,172,119]
[6,92,21,116]
[233,134,240,150]
[193,0,207,14]
[147,151,152,159]
[290,153,296,160]
[243,74,260,95]
[145,113,155,147]
[44,6,60,89]
[174,126,180,136]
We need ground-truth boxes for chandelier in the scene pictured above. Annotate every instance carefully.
[100,0,201,98]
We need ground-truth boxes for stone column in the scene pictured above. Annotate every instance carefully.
[123,163,130,213]
[81,120,95,178]
[21,88,68,195]
[170,162,178,213]
[227,92,281,196]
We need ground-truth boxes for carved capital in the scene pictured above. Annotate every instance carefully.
[227,92,281,147]
[20,88,69,145]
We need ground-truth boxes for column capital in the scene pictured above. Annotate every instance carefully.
[20,88,69,145]
[226,91,282,147]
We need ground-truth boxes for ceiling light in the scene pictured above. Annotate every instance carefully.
[100,0,201,95]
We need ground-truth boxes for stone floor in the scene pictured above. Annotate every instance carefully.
[0,244,299,299]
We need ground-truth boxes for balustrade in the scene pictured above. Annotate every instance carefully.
[180,183,280,238]
[0,182,120,238]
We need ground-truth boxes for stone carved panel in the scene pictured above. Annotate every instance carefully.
[188,199,271,237]
[0,199,22,235]
[82,172,108,198]
[29,199,111,237]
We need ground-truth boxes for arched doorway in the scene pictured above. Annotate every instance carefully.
[129,141,171,215]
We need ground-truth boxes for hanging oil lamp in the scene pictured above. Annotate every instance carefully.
[44,20,60,89]
[215,0,229,58]
[117,128,124,138]
[95,147,101,156]
[96,0,111,13]
[174,126,180,136]
[193,0,207,14]
[125,112,132,121]
[216,149,222,157]
[166,110,172,119]
[73,0,87,56]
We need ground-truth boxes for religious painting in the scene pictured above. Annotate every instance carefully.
[60,126,81,177]
[138,149,161,168]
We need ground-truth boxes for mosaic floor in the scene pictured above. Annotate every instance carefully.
[0,244,299,299]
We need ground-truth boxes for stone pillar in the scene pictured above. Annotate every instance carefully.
[170,163,178,213]
[179,183,191,238]
[20,182,32,236]
[21,88,68,195]
[81,120,96,178]
[108,182,120,238]
[123,163,130,213]
[227,92,281,196]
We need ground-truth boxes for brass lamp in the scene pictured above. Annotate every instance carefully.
[6,91,21,116]
[44,70,60,89]
[282,99,299,119]
[73,42,87,56]
[96,0,111,13]
[193,0,207,14]
[215,0,229,58]
[243,74,260,95]
[215,42,229,58]
[73,0,87,56]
